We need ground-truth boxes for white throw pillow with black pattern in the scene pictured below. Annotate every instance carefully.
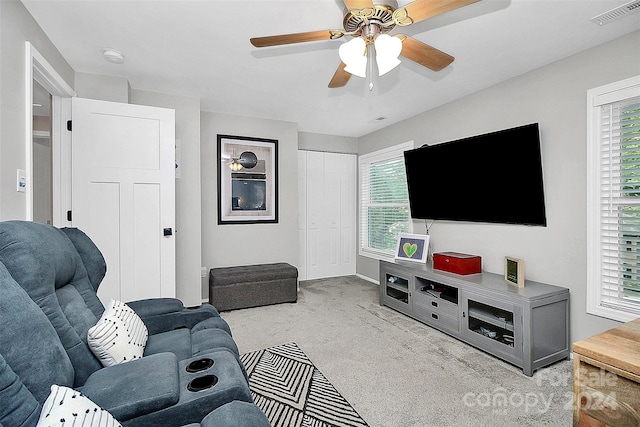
[87,299,148,367]
[37,385,121,427]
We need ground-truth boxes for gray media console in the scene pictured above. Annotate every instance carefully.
[379,260,570,376]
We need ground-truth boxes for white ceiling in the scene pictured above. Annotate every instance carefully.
[22,0,640,138]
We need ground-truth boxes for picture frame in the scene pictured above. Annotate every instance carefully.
[394,233,429,263]
[217,134,278,224]
[504,256,525,287]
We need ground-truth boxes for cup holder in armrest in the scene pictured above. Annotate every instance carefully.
[187,375,218,392]
[186,358,214,373]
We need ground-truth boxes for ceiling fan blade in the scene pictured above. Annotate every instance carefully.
[399,36,454,71]
[343,0,374,10]
[329,62,352,88]
[393,0,480,26]
[250,30,344,47]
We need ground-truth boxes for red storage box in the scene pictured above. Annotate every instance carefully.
[433,252,481,275]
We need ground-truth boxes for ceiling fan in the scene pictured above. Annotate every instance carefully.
[250,0,480,89]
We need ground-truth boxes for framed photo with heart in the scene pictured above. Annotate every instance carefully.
[394,233,429,263]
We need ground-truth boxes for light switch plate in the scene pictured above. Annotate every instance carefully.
[16,169,26,193]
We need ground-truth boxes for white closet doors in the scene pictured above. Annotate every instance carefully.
[298,151,356,280]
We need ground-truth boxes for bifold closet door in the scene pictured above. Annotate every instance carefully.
[299,151,356,280]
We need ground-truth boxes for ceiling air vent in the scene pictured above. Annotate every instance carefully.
[591,0,640,25]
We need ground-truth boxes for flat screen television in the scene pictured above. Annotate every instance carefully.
[403,123,547,226]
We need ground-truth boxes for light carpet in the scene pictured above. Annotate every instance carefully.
[241,342,369,427]
[222,276,574,426]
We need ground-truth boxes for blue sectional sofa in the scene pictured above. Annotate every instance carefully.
[0,221,269,427]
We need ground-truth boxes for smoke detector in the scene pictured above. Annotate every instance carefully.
[102,48,125,64]
[591,0,640,25]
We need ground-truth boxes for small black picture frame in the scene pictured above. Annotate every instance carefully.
[217,134,278,224]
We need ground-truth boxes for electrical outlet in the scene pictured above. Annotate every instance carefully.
[201,267,208,278]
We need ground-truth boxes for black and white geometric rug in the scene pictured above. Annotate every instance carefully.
[240,342,369,427]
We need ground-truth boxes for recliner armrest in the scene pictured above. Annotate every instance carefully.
[127,298,185,317]
[81,353,179,422]
[129,301,223,335]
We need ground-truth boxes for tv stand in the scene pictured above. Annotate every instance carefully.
[379,260,570,376]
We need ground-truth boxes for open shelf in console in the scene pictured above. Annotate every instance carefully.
[467,300,514,347]
[415,277,458,305]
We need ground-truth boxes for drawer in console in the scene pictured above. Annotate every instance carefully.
[414,302,459,334]
[413,290,458,318]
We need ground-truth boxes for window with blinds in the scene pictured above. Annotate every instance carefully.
[359,142,413,260]
[587,76,640,322]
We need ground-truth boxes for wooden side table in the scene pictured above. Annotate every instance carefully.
[572,318,640,426]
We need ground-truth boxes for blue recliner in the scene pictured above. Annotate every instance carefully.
[0,221,269,427]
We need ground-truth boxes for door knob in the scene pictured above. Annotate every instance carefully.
[163,228,173,236]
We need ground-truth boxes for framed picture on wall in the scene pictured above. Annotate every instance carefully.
[394,233,429,263]
[217,134,278,224]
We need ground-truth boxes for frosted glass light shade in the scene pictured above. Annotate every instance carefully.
[375,34,402,76]
[339,37,367,78]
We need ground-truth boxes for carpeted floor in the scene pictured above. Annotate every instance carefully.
[221,276,574,427]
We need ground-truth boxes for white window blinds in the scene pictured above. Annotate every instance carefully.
[359,142,413,260]
[587,76,640,322]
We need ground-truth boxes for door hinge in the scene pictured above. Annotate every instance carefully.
[67,120,72,131]
[67,210,72,222]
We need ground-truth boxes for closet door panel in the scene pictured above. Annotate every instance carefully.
[297,151,308,280]
[300,151,356,280]
[324,153,341,270]
[305,151,325,279]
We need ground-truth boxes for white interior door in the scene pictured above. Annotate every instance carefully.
[71,98,176,303]
[300,151,356,280]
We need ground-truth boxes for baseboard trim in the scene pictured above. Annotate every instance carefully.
[356,273,379,285]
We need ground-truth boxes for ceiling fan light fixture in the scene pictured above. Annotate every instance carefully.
[339,37,367,78]
[374,34,402,76]
[250,0,473,88]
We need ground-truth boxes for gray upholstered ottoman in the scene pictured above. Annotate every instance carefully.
[209,263,298,311]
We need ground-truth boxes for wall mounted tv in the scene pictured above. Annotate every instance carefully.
[404,123,547,226]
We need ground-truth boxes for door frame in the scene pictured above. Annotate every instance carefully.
[25,42,75,225]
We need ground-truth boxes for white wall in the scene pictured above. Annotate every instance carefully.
[357,30,640,342]
[75,72,129,104]
[200,112,299,299]
[0,0,74,220]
